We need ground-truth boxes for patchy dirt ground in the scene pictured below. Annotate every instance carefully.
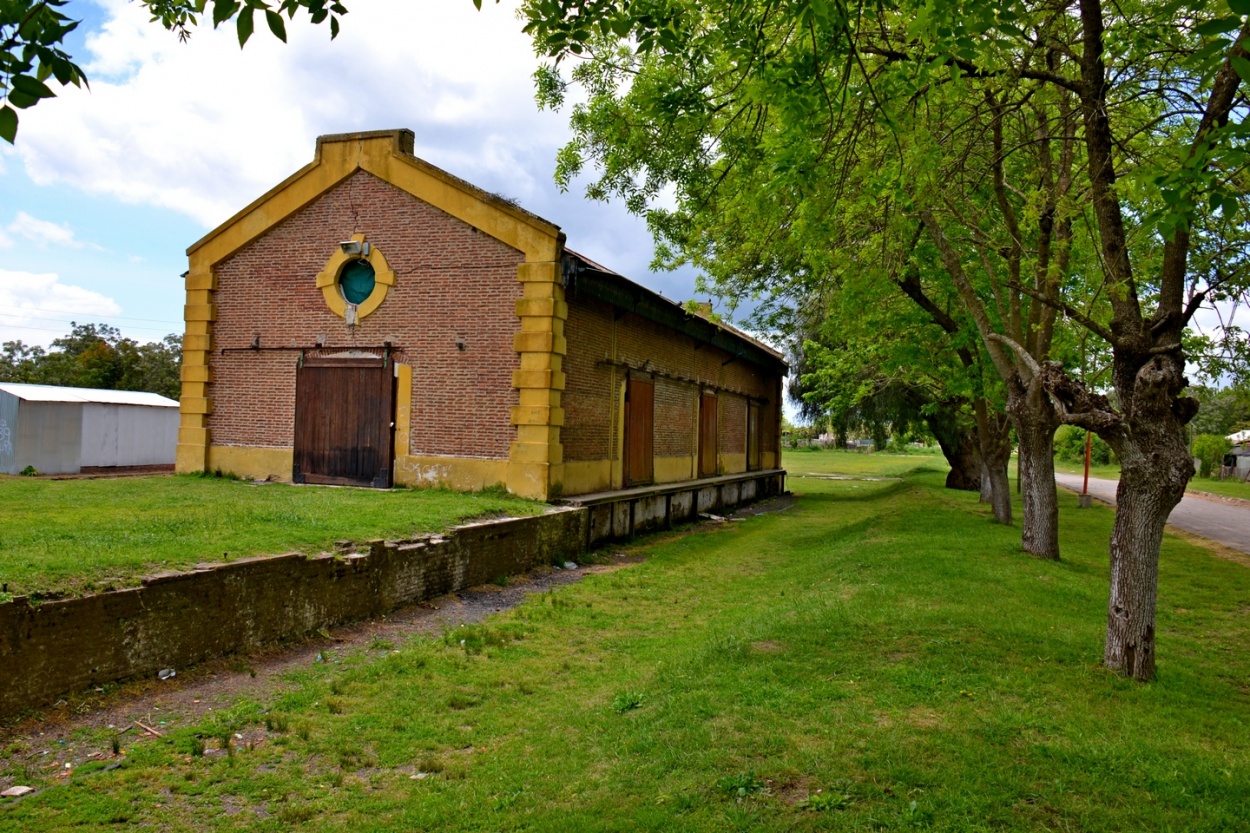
[0,496,796,796]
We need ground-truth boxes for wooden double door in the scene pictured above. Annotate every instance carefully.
[293,352,395,488]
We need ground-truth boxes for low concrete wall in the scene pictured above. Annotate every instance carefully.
[0,508,586,719]
[566,469,785,546]
[0,470,784,718]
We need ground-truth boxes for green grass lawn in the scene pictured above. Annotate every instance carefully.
[0,475,543,598]
[5,449,1249,830]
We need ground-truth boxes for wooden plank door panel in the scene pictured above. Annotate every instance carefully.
[699,392,718,477]
[294,356,394,488]
[624,376,654,486]
[747,400,761,471]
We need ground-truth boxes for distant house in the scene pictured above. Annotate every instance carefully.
[0,383,179,475]
[176,130,786,499]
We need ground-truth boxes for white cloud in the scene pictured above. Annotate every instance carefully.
[0,269,123,347]
[3,212,83,249]
[10,0,568,229]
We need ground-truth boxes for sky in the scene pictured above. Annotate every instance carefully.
[0,0,707,352]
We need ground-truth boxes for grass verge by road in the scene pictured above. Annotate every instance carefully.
[0,475,543,598]
[1052,458,1250,502]
[3,450,1248,830]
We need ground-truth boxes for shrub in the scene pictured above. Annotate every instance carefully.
[1191,434,1232,478]
[1053,425,1113,466]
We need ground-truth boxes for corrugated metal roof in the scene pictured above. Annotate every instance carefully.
[0,383,179,407]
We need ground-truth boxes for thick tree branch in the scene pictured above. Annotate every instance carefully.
[1005,279,1115,344]
[860,44,1085,96]
[986,333,1041,377]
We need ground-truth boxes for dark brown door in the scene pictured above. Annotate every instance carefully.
[623,375,654,486]
[293,354,394,488]
[699,391,718,477]
[747,400,761,471]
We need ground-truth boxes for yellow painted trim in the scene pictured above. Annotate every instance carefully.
[206,446,293,480]
[509,441,563,465]
[394,455,508,491]
[181,397,213,415]
[719,453,748,475]
[506,460,554,500]
[176,444,205,473]
[188,130,562,265]
[316,233,396,320]
[183,335,212,352]
[517,262,562,282]
[394,362,412,459]
[511,405,564,426]
[184,304,216,322]
[512,369,566,390]
[178,426,209,445]
[654,455,697,484]
[361,152,561,262]
[185,271,216,291]
[512,332,567,355]
[516,298,568,319]
[520,352,563,372]
[559,460,613,496]
[180,365,213,383]
[518,389,563,408]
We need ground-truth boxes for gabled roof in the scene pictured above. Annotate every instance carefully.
[187,129,565,267]
[0,383,179,407]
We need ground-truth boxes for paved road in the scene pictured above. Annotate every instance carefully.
[1054,473,1250,555]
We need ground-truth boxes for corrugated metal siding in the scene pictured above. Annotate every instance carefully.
[80,404,179,468]
[16,401,82,474]
[0,390,17,475]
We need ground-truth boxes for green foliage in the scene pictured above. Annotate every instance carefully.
[610,691,644,713]
[1190,386,1250,436]
[0,323,181,399]
[1192,433,1233,478]
[1,0,348,143]
[716,771,767,800]
[1054,425,1114,467]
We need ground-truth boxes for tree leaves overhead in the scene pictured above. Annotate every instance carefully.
[0,0,348,143]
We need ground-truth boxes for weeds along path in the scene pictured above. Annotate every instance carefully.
[5,460,1250,831]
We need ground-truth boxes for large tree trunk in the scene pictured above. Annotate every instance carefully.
[1101,356,1195,679]
[1008,380,1061,559]
[923,399,982,492]
[975,402,1013,524]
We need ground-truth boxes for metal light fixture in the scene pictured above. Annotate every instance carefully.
[339,240,363,255]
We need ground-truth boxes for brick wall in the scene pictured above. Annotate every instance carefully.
[208,171,524,460]
[562,294,777,466]
[561,299,616,462]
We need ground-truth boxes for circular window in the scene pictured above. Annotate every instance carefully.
[338,259,376,305]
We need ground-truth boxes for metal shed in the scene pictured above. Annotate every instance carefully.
[0,383,180,475]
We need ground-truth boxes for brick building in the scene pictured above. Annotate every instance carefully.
[177,130,786,500]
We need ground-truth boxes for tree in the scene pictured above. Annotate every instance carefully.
[0,0,346,143]
[0,322,182,399]
[520,0,1250,680]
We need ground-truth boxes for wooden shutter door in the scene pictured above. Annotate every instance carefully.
[699,391,718,477]
[293,354,394,488]
[624,376,654,486]
[747,400,761,471]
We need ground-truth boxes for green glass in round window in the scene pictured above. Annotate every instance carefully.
[339,259,376,305]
